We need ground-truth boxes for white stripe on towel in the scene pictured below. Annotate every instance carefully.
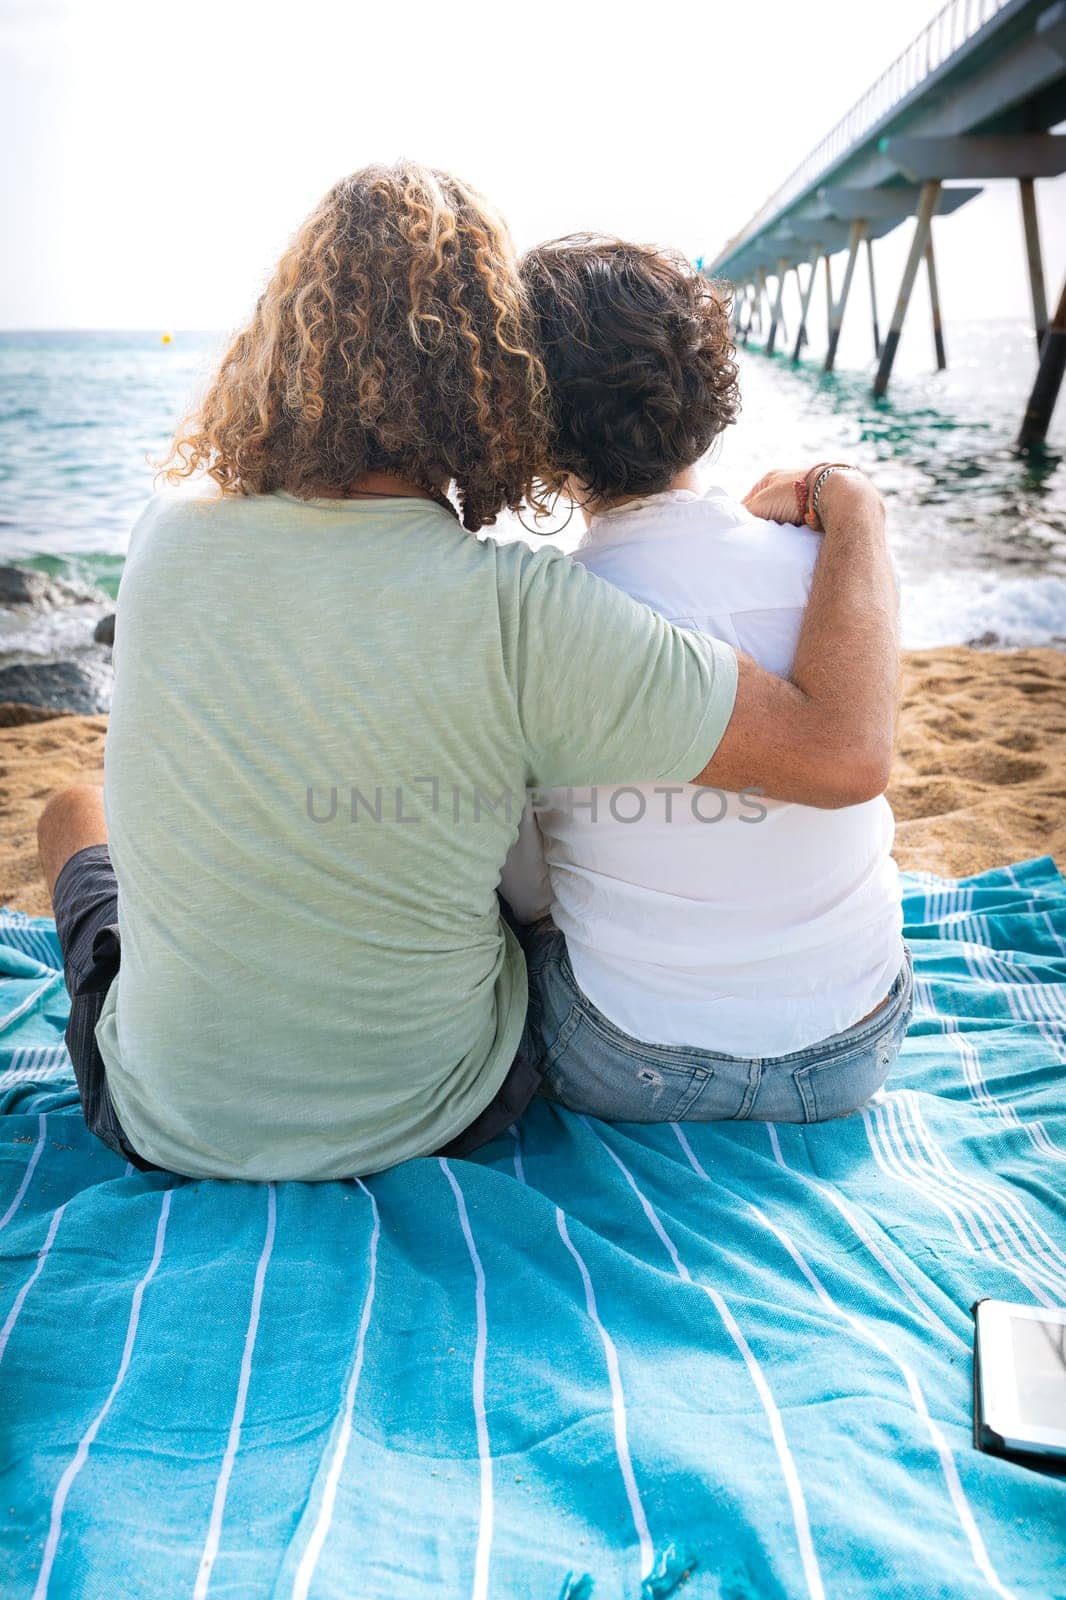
[33,1188,172,1600]
[0,923,58,969]
[440,1159,494,1600]
[960,938,1060,995]
[889,1090,1066,1285]
[865,1097,1065,1304]
[868,1098,1052,1303]
[585,1120,825,1600]
[948,1032,1064,1161]
[764,1124,960,1346]
[1041,910,1066,961]
[291,1180,380,1600]
[194,1183,277,1600]
[555,1207,654,1583]
[0,1202,67,1367]
[0,1045,71,1090]
[992,966,1066,1066]
[674,1127,1014,1600]
[511,1126,653,1582]
[0,1112,48,1232]
[0,974,64,1037]
[922,886,975,924]
[954,933,1066,1065]
[894,1090,1066,1281]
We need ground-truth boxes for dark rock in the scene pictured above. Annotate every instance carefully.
[966,629,1001,649]
[0,658,112,715]
[0,567,56,607]
[0,564,104,610]
[94,613,116,646]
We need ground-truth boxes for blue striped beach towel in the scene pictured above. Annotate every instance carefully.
[1,859,1063,1599]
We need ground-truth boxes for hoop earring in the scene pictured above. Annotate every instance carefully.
[516,486,577,539]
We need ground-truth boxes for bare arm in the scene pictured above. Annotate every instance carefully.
[691,469,899,808]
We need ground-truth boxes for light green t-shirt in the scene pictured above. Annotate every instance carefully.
[96,490,737,1179]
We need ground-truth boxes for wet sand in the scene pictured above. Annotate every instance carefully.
[1,648,1063,916]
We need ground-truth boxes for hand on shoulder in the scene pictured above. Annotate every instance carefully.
[742,464,883,531]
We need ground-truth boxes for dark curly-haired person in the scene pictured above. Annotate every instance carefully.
[502,236,910,1126]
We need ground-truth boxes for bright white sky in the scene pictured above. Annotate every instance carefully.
[2,0,1064,330]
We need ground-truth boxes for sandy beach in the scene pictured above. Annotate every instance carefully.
[891,647,1066,878]
[1,646,1064,917]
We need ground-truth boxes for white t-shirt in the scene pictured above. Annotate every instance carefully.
[500,485,904,1058]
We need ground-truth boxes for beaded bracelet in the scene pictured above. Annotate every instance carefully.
[793,476,810,522]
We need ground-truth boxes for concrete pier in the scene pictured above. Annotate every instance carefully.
[925,236,947,372]
[706,0,1066,436]
[792,260,819,363]
[825,221,867,372]
[874,182,941,397]
[866,238,881,358]
[1019,276,1066,450]
[1019,176,1048,352]
[766,258,788,355]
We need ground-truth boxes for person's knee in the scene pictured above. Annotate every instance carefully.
[37,783,104,846]
[37,785,107,897]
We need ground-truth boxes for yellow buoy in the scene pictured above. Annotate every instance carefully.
[161,331,173,345]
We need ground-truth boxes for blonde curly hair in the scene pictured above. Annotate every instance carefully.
[162,162,551,531]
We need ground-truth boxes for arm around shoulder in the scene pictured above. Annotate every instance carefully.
[692,651,895,808]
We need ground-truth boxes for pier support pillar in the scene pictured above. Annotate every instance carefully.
[792,260,818,362]
[740,285,752,339]
[1019,178,1048,352]
[825,220,866,372]
[1018,275,1066,450]
[766,258,788,355]
[792,266,809,353]
[874,180,941,397]
[823,255,833,344]
[865,238,881,357]
[925,234,947,371]
[754,269,768,339]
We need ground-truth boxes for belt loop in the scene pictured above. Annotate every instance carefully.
[736,1058,763,1120]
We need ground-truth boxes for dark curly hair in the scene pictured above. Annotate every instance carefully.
[521,234,739,502]
[162,162,552,532]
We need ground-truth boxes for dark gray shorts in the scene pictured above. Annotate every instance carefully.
[52,845,542,1174]
[52,844,155,1169]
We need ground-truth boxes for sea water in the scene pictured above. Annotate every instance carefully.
[0,323,1063,660]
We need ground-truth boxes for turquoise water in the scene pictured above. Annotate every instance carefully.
[719,318,1066,649]
[0,329,222,586]
[0,323,1064,655]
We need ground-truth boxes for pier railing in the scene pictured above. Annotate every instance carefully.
[720,0,1013,258]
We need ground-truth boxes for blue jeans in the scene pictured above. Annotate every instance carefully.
[524,925,914,1125]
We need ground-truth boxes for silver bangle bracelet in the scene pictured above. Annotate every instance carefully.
[810,464,855,522]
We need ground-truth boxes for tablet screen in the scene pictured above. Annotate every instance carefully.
[1010,1314,1066,1430]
